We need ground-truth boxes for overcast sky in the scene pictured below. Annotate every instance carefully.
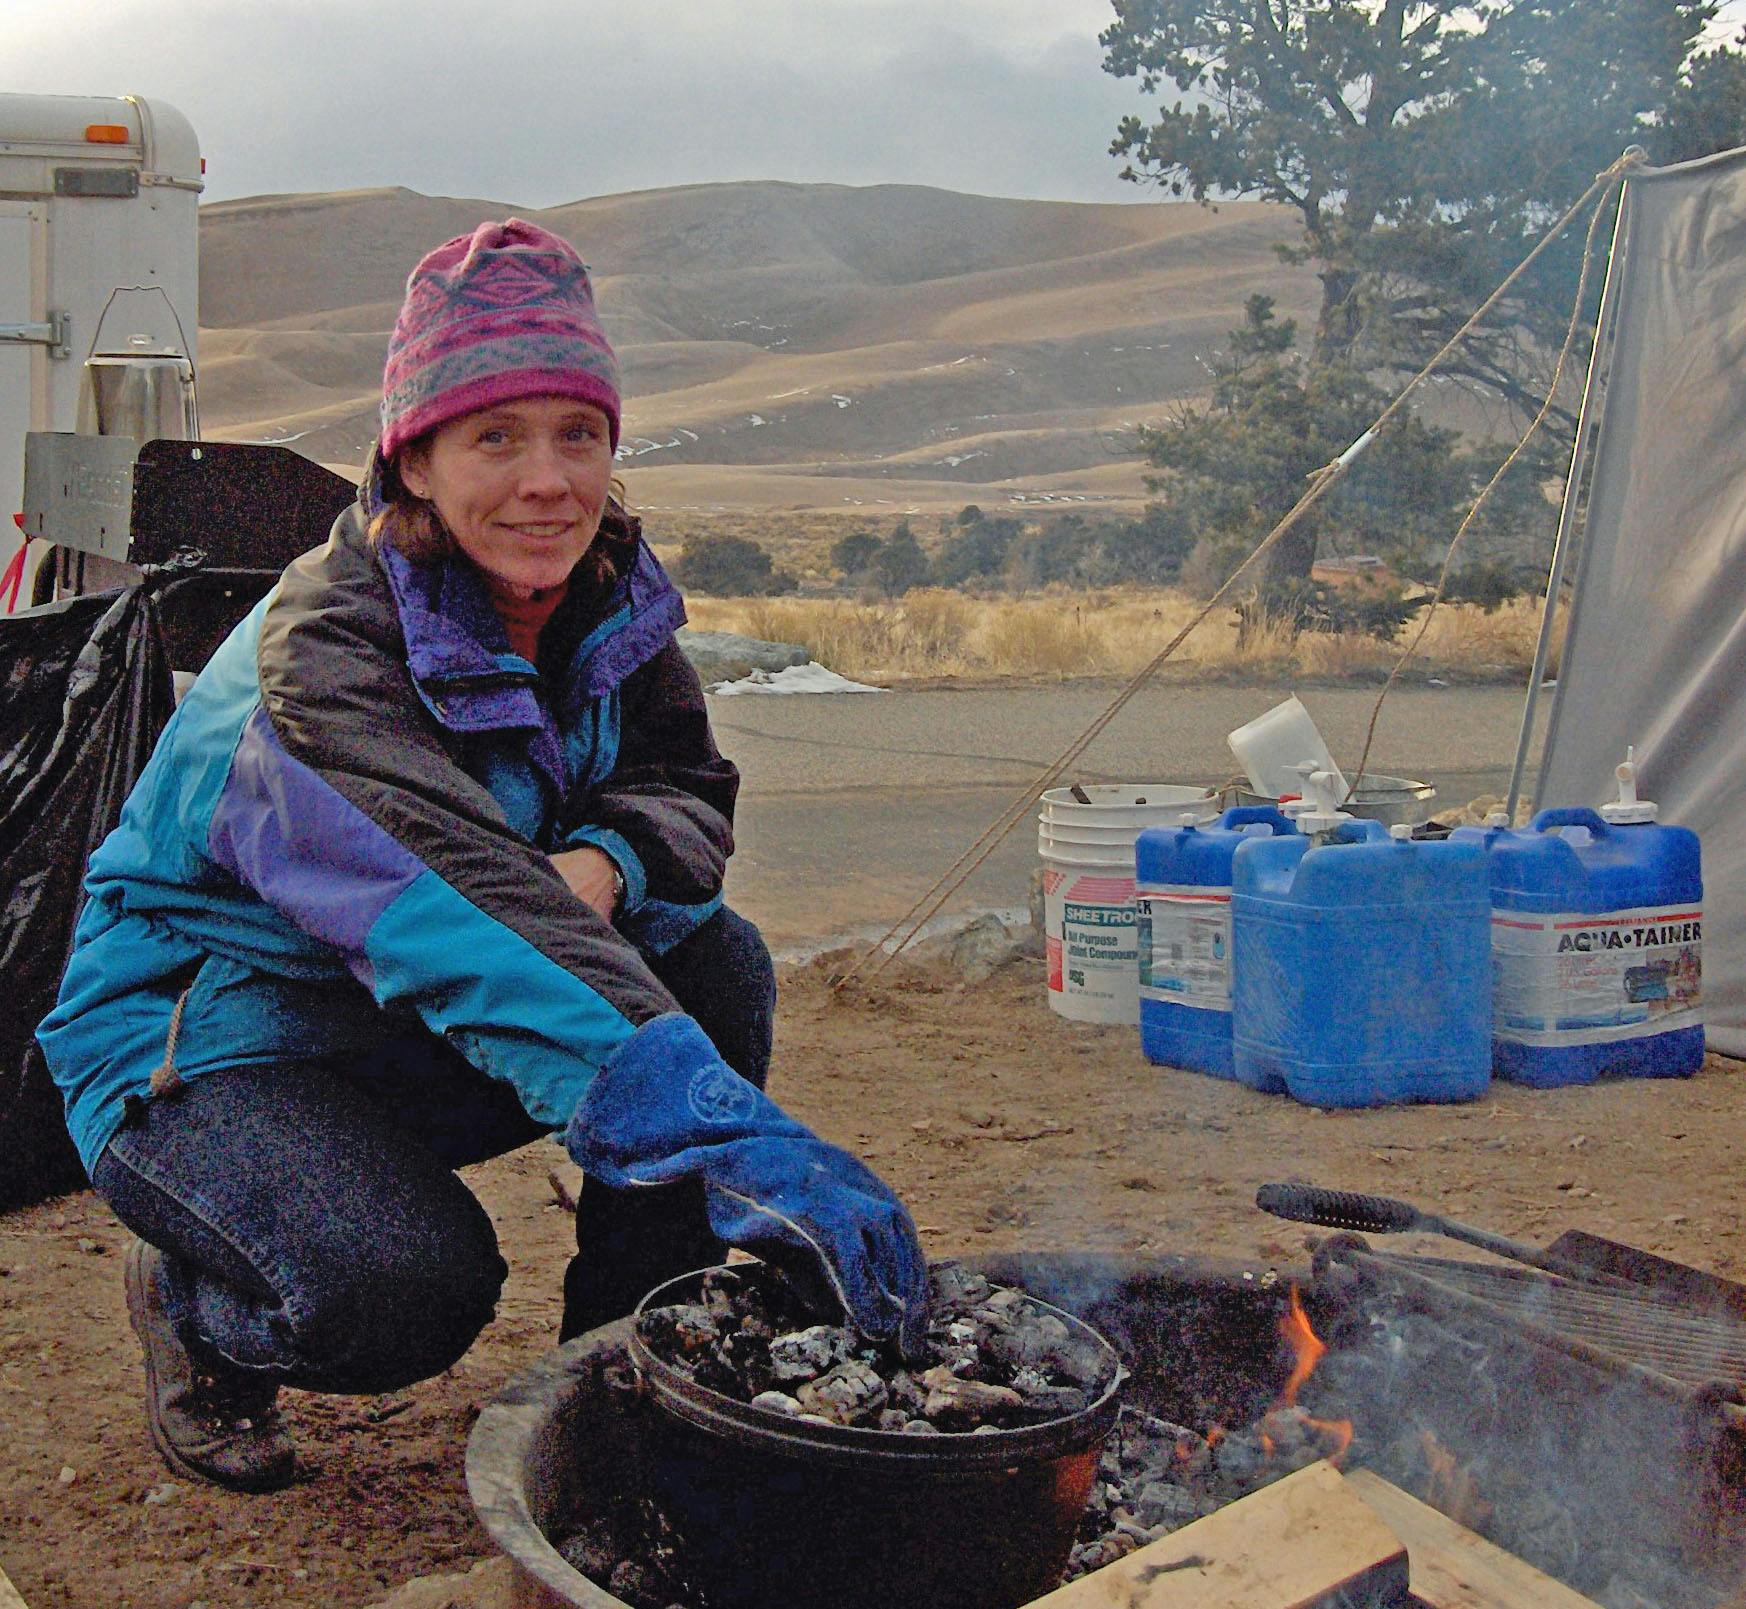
[11,2,1746,211]
[7,0,1154,208]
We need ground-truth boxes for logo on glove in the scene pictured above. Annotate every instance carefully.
[688,1065,758,1127]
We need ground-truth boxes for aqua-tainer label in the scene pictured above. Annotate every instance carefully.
[1490,903,1701,1046]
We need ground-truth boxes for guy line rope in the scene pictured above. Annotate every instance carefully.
[831,150,1643,993]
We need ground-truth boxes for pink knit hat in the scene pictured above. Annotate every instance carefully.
[378,218,621,459]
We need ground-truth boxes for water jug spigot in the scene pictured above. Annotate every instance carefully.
[1485,811,1510,829]
[1389,823,1413,842]
[1600,744,1659,824]
[1290,761,1354,838]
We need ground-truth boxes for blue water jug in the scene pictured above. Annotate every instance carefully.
[1136,805,1295,1077]
[1231,812,1492,1107]
[1452,754,1703,1087]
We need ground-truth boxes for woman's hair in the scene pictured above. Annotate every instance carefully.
[366,440,635,592]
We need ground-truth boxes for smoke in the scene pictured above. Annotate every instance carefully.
[1304,1296,1744,1609]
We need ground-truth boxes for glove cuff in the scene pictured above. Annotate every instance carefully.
[566,1012,773,1184]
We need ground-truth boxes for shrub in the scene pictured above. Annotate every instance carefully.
[932,516,1019,586]
[871,523,930,597]
[1241,577,1430,643]
[1440,559,1540,614]
[830,530,882,579]
[671,533,796,597]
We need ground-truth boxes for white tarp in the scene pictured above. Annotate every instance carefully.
[1537,145,1746,1057]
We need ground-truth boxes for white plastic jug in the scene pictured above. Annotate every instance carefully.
[1227,696,1348,801]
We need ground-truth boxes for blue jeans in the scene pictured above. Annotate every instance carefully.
[92,908,775,1394]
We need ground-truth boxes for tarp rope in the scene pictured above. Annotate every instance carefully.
[831,151,1642,992]
[1343,160,1632,804]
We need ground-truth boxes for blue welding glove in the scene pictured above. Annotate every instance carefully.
[567,1014,930,1356]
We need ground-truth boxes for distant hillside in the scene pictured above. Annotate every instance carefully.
[196,181,1313,520]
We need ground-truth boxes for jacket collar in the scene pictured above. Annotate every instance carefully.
[360,463,686,734]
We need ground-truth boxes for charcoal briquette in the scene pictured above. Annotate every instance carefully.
[1135,1480,1208,1530]
[767,1324,854,1385]
[796,1359,888,1425]
[919,1365,1024,1423]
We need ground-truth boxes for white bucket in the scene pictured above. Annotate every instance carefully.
[1038,785,1217,1025]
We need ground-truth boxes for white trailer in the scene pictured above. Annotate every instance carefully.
[0,93,201,601]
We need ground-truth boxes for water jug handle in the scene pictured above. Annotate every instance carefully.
[1327,818,1390,844]
[1530,806,1612,836]
[1220,805,1289,830]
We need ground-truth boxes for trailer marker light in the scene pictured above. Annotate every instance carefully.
[84,124,130,145]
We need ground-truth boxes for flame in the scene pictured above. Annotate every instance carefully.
[1187,1285,1355,1469]
[1277,1285,1354,1462]
[1279,1286,1327,1406]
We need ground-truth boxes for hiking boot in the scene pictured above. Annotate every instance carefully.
[123,1238,296,1492]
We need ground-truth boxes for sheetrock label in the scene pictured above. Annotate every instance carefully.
[1491,903,1702,1046]
[1042,868,1136,1014]
[1137,884,1232,1011]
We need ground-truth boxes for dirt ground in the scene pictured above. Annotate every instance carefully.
[2,954,1742,1609]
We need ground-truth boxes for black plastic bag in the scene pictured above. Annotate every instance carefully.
[0,587,175,1209]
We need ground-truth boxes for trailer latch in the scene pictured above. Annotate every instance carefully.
[0,312,72,360]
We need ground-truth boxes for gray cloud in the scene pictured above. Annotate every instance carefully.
[7,0,1161,207]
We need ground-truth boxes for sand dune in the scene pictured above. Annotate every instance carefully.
[198,180,1314,514]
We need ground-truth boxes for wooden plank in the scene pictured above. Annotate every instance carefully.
[0,1558,29,1609]
[1347,1469,1604,1609]
[1031,1460,1409,1609]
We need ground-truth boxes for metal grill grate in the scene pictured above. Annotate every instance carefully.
[1369,1252,1746,1393]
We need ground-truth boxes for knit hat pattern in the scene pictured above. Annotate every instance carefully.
[379,218,621,459]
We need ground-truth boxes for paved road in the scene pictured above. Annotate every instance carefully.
[708,681,1548,951]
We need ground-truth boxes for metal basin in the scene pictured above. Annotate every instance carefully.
[1235,773,1437,828]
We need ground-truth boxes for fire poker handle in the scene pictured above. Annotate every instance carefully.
[1255,1183,1423,1235]
[1257,1182,1635,1289]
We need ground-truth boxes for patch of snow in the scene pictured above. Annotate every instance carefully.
[678,428,699,442]
[832,395,853,408]
[748,414,767,426]
[707,663,886,697]
[770,387,812,400]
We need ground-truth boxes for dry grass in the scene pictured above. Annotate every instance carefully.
[687,586,1552,683]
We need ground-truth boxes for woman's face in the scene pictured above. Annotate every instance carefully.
[399,395,615,594]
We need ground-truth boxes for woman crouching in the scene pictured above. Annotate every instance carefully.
[38,220,926,1492]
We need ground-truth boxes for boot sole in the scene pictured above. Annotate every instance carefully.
[124,1239,297,1494]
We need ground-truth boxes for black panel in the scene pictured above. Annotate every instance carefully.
[127,440,358,571]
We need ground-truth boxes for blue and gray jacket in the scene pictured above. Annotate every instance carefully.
[38,497,738,1175]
